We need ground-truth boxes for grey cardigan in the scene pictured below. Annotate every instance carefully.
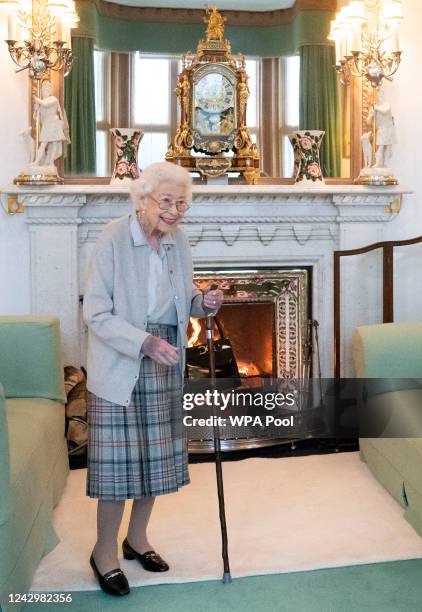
[82,212,207,406]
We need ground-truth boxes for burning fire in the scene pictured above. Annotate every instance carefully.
[238,361,261,377]
[187,320,264,378]
[188,318,202,347]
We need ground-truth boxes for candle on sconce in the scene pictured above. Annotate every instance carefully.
[62,19,71,47]
[55,16,63,41]
[60,20,67,45]
[335,38,341,65]
[391,28,400,52]
[339,30,349,61]
[345,30,354,57]
[351,27,363,53]
[7,11,17,40]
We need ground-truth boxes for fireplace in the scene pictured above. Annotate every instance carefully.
[186,268,311,452]
[189,269,310,378]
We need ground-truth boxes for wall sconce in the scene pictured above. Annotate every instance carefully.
[3,0,79,185]
[328,0,404,185]
[328,0,403,87]
[5,0,78,78]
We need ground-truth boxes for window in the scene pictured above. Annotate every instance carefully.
[93,51,180,175]
[93,51,299,177]
[280,55,300,177]
[246,58,259,146]
[133,54,180,168]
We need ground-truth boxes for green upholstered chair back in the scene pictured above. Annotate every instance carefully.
[0,383,10,525]
[0,316,66,403]
[352,322,422,378]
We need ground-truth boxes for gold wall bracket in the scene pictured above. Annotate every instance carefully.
[384,197,401,214]
[7,196,25,214]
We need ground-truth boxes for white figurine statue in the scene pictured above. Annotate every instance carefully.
[367,90,397,168]
[30,80,70,175]
[358,89,398,184]
[20,128,35,165]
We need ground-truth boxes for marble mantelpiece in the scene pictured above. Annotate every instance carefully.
[0,183,411,376]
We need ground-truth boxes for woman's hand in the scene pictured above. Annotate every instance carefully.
[142,335,179,366]
[202,288,224,313]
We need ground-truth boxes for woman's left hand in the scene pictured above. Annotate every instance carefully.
[202,288,224,313]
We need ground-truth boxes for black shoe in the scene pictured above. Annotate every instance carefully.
[122,537,169,572]
[89,554,130,596]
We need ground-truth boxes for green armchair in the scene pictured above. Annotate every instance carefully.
[0,316,69,612]
[352,321,422,536]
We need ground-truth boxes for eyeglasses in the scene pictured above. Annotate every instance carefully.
[148,193,190,213]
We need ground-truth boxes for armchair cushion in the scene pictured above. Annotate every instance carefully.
[0,316,66,403]
[0,398,68,593]
[352,321,422,379]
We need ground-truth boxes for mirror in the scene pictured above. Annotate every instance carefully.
[64,50,357,181]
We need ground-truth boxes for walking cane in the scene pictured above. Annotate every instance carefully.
[204,285,232,584]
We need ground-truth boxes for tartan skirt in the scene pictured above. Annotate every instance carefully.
[86,324,189,501]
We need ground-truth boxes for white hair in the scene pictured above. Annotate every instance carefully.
[130,162,192,211]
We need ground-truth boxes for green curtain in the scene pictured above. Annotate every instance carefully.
[299,45,341,177]
[75,0,334,56]
[64,37,96,175]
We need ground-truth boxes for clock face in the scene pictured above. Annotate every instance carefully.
[195,73,234,114]
[192,66,237,153]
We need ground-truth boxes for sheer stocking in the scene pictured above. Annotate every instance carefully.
[92,500,125,575]
[126,496,156,553]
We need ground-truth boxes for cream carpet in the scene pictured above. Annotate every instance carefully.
[30,452,422,592]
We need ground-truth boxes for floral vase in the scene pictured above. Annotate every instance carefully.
[288,130,325,185]
[110,128,144,184]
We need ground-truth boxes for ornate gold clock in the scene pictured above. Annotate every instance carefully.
[165,5,260,183]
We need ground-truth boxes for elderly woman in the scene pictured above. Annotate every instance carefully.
[83,162,223,596]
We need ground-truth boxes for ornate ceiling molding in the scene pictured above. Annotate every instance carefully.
[88,0,337,27]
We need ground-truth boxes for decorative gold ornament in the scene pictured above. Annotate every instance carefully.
[196,156,232,178]
[7,196,24,214]
[166,4,260,184]
[204,5,226,42]
[14,171,65,185]
[357,173,398,186]
[384,196,401,214]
